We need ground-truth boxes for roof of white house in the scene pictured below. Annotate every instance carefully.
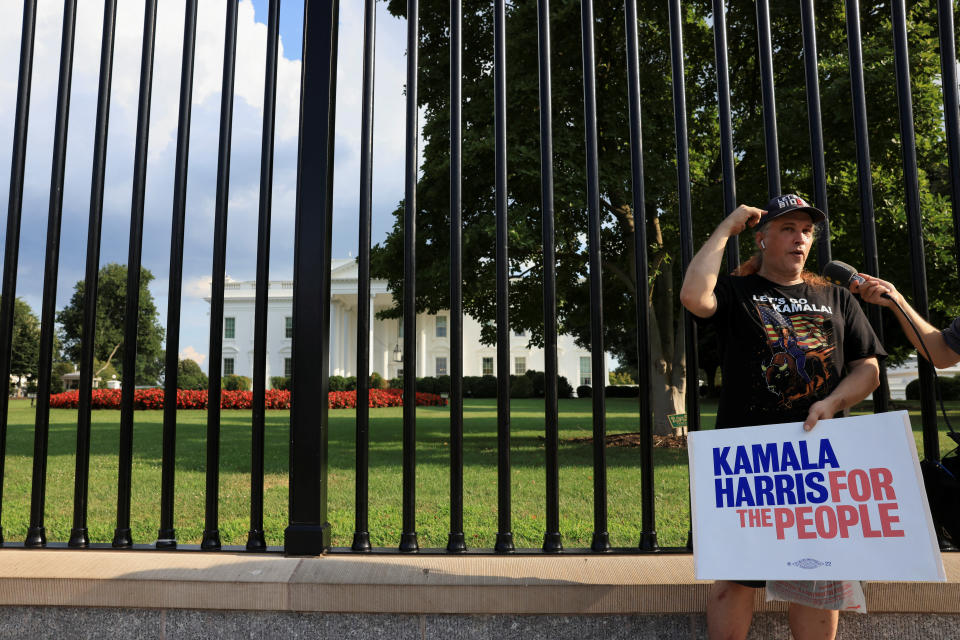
[206,260,391,302]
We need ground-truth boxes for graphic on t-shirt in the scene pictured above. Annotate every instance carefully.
[756,303,835,408]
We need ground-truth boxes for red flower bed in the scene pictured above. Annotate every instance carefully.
[48,387,446,410]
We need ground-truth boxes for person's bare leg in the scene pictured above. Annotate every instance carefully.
[788,603,838,640]
[706,581,755,640]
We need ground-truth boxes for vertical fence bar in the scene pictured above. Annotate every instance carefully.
[285,0,339,556]
[756,0,780,198]
[71,0,118,548]
[493,0,514,554]
[844,0,889,412]
[624,0,656,551]
[537,0,562,554]
[800,0,831,271]
[890,0,938,459]
[400,0,420,553]
[204,0,240,551]
[937,0,960,279]
[114,0,158,549]
[711,0,738,271]
[580,0,608,553]
[0,0,37,545]
[25,0,78,548]
[668,0,699,434]
[353,0,374,553]
[249,0,281,553]
[157,0,198,550]
[447,0,467,553]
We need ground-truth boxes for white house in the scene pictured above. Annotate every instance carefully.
[208,260,606,389]
[886,354,960,400]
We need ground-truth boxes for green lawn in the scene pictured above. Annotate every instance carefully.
[0,396,955,550]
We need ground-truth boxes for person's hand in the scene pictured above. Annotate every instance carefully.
[720,205,764,237]
[852,275,897,308]
[803,398,839,432]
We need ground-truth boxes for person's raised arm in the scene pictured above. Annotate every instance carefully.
[679,205,764,318]
[855,276,960,368]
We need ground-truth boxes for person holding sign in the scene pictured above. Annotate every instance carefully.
[680,194,885,640]
[853,275,960,368]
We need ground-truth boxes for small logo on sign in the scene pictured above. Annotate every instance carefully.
[787,558,832,570]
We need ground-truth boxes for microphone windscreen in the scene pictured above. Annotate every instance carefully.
[822,260,864,288]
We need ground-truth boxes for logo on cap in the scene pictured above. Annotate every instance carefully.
[776,195,808,209]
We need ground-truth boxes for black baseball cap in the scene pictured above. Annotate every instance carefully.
[758,194,827,228]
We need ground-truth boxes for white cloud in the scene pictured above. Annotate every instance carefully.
[179,345,206,366]
[0,0,411,366]
[183,275,212,299]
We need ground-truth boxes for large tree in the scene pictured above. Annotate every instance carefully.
[2,297,41,382]
[57,263,165,386]
[372,0,960,432]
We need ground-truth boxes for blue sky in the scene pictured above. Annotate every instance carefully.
[0,0,411,371]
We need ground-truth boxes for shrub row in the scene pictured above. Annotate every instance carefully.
[905,375,960,401]
[48,388,446,410]
[574,385,642,398]
[398,372,574,399]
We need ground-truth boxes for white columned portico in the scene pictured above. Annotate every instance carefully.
[341,303,350,377]
[330,301,339,375]
[369,295,375,376]
[419,320,426,380]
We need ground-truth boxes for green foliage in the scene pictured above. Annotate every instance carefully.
[56,264,165,385]
[369,372,387,390]
[558,376,574,399]
[49,362,75,395]
[576,385,592,399]
[510,374,534,398]
[328,375,348,391]
[344,376,357,391]
[906,375,960,401]
[416,376,438,394]
[2,297,40,379]
[388,376,403,390]
[176,359,208,390]
[377,0,960,413]
[606,385,640,398]
[270,376,290,390]
[221,375,251,391]
[609,370,636,386]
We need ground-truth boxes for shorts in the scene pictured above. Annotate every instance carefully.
[732,580,766,589]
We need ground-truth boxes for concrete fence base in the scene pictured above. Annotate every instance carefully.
[0,550,955,638]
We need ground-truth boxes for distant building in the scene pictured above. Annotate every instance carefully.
[886,354,960,399]
[208,260,606,390]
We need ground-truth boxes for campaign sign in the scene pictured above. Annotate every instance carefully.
[688,411,945,581]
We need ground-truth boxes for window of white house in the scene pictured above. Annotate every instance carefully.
[224,317,235,339]
[436,315,447,338]
[482,357,494,376]
[514,357,526,375]
[397,368,404,378]
[579,356,592,386]
[224,358,235,376]
[398,317,403,337]
[285,316,293,339]
[284,358,292,378]
[436,357,447,376]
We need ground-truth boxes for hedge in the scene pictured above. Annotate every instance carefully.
[48,388,447,410]
[905,374,960,401]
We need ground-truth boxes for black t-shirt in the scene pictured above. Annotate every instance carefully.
[699,274,886,428]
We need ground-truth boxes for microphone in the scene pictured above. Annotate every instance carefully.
[821,260,891,299]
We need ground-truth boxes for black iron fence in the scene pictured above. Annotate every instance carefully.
[1,0,957,555]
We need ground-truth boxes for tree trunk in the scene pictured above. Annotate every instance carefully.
[648,216,686,436]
